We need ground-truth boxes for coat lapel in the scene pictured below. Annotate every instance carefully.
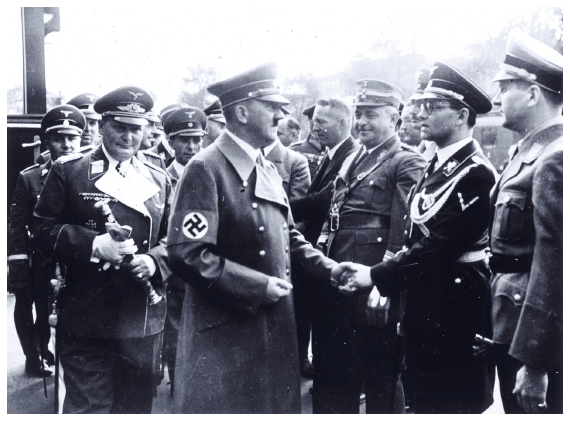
[422,140,477,190]
[88,146,110,180]
[215,133,256,182]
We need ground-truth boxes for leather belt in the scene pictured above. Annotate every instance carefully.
[334,213,391,230]
[489,254,532,273]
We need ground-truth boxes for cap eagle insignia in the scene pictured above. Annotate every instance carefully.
[185,111,196,118]
[86,95,96,102]
[60,110,73,117]
[128,91,144,100]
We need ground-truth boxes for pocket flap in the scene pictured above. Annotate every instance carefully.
[496,190,526,210]
[195,304,234,332]
[355,228,389,244]
[494,274,528,306]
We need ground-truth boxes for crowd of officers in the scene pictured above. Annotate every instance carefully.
[7,27,562,414]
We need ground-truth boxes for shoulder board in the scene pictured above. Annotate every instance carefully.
[289,140,304,147]
[142,150,161,158]
[143,160,167,175]
[399,142,416,152]
[22,163,40,173]
[57,152,83,163]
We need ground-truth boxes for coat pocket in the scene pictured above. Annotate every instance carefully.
[492,190,527,241]
[492,272,529,307]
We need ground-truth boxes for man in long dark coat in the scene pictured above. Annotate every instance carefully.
[167,63,351,414]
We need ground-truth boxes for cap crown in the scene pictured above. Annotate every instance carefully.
[302,104,316,119]
[67,93,101,119]
[354,79,403,108]
[41,104,86,137]
[423,62,492,114]
[164,107,207,136]
[207,63,289,108]
[94,86,153,125]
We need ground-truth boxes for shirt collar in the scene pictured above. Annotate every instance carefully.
[172,160,186,177]
[262,140,279,157]
[328,137,350,159]
[226,130,259,163]
[435,136,472,169]
[102,143,131,173]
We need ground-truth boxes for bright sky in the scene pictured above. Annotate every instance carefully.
[5,2,559,111]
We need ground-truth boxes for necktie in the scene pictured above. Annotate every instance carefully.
[256,152,265,168]
[348,147,367,178]
[116,162,125,177]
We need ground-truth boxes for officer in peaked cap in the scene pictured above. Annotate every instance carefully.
[289,103,326,179]
[489,28,563,414]
[9,104,85,378]
[202,99,226,148]
[34,85,172,413]
[67,93,101,146]
[336,63,497,413]
[145,104,181,166]
[138,110,160,150]
[310,79,425,414]
[159,106,207,394]
[168,63,351,414]
[401,68,432,149]
[137,110,167,169]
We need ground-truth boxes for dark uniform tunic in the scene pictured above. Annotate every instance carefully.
[489,117,563,413]
[368,139,496,414]
[167,133,336,414]
[8,160,53,364]
[313,134,426,413]
[289,135,327,181]
[33,146,171,414]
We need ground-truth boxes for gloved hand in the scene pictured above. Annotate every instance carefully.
[366,286,390,328]
[92,233,138,267]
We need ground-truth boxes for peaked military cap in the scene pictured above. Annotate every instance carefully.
[145,110,161,123]
[354,79,403,108]
[203,100,226,124]
[407,67,432,101]
[302,104,316,120]
[94,86,153,126]
[207,63,290,109]
[421,62,492,114]
[41,104,86,138]
[67,93,101,120]
[164,106,207,137]
[281,106,291,115]
[492,27,563,95]
[160,104,181,126]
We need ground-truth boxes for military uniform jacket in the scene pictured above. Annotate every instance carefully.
[137,148,167,170]
[149,141,174,167]
[489,118,563,372]
[369,138,497,412]
[8,160,52,290]
[289,135,327,180]
[167,132,336,414]
[289,136,360,245]
[33,145,171,339]
[265,140,311,202]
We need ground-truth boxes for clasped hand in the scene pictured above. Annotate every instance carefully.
[92,233,138,269]
[331,262,374,293]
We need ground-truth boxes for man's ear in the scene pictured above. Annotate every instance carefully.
[527,85,542,108]
[235,104,249,124]
[456,108,470,126]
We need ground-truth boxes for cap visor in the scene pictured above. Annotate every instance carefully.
[407,92,425,100]
[113,116,148,126]
[55,128,83,135]
[492,69,520,83]
[82,111,102,120]
[416,92,450,101]
[168,129,206,137]
[353,100,399,108]
[208,115,226,124]
[257,94,290,105]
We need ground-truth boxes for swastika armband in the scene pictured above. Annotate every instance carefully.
[183,212,208,239]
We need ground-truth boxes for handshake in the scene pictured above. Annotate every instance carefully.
[263,262,375,306]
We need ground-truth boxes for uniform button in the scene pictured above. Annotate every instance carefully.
[143,240,148,245]
[283,222,287,229]
[286,269,290,275]
[425,173,429,179]
[243,181,248,187]
[403,215,407,220]
[37,194,40,199]
[252,203,258,209]
[454,278,461,284]
[514,293,521,301]
[98,268,102,272]
[369,180,374,185]
[504,195,511,203]
[377,237,382,243]
[285,246,289,252]
[259,250,266,257]
[404,230,408,235]
[258,226,265,232]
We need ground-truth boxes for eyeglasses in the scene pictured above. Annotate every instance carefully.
[419,102,453,115]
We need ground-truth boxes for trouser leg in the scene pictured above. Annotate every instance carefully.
[111,333,160,414]
[59,332,115,414]
[292,267,312,366]
[494,343,525,414]
[13,290,40,361]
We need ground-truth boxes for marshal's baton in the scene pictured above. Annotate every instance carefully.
[94,199,162,305]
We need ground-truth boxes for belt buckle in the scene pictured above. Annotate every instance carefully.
[330,212,339,232]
